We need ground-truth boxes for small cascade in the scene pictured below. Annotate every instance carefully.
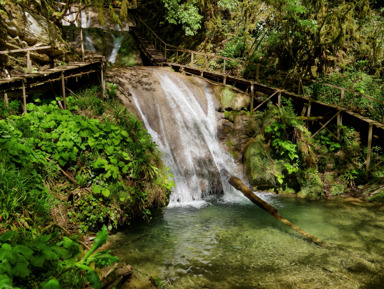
[81,10,91,28]
[83,30,96,51]
[108,34,124,63]
[122,68,242,206]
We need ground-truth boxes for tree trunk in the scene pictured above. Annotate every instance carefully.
[228,175,326,247]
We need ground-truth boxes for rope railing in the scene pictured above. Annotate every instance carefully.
[135,16,384,122]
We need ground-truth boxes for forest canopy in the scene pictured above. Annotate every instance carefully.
[142,0,384,80]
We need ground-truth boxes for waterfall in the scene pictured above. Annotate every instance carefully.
[81,10,91,28]
[108,34,124,64]
[83,30,96,51]
[122,68,243,206]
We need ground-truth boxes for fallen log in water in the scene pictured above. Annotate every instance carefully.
[228,174,326,247]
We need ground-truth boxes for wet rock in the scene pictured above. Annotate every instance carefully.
[214,85,250,111]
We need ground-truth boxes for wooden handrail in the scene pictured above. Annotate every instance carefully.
[0,45,62,55]
[135,17,383,109]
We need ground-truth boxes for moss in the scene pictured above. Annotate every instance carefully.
[214,86,250,111]
[244,136,280,189]
[330,183,345,196]
[368,190,384,203]
[297,169,324,198]
[115,33,143,67]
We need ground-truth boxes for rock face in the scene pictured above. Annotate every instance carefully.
[0,0,67,76]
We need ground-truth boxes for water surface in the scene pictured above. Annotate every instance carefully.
[111,196,384,288]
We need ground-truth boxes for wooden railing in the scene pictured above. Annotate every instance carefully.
[135,17,384,122]
[0,40,94,74]
[0,43,106,113]
[0,45,66,74]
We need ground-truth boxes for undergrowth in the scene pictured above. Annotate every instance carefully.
[0,85,173,288]
[244,98,384,198]
[304,70,384,122]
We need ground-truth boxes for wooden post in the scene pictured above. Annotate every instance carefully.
[256,63,260,82]
[337,110,342,139]
[101,62,106,98]
[223,59,226,74]
[164,43,167,59]
[366,124,373,177]
[250,84,254,112]
[4,92,9,108]
[277,91,281,108]
[223,75,226,85]
[61,72,67,109]
[22,80,27,114]
[306,101,312,128]
[190,51,194,66]
[26,50,32,73]
[80,29,85,62]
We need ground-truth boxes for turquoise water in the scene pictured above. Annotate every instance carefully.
[111,195,384,288]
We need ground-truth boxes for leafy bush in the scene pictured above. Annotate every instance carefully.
[0,162,50,228]
[245,100,323,197]
[330,183,345,196]
[368,191,384,203]
[0,100,21,118]
[0,226,118,289]
[304,71,384,122]
[0,91,172,233]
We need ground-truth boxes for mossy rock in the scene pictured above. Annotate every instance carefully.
[297,169,324,198]
[214,86,250,111]
[368,190,384,203]
[244,136,280,189]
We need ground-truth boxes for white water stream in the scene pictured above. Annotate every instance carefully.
[108,34,124,63]
[127,69,244,206]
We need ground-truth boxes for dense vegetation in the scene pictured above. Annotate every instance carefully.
[141,0,384,116]
[228,99,384,199]
[0,86,172,287]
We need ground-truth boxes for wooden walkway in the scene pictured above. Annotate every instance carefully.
[0,46,106,112]
[133,18,384,175]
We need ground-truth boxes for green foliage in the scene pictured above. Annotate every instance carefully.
[305,71,384,122]
[0,87,172,233]
[150,276,172,289]
[330,183,345,196]
[245,100,325,197]
[0,226,118,289]
[162,0,203,36]
[0,162,50,227]
[0,100,21,118]
[368,190,384,203]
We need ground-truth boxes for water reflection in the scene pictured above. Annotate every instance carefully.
[110,198,384,288]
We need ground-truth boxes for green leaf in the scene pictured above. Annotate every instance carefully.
[101,189,110,198]
[81,226,108,262]
[13,245,33,258]
[121,130,129,138]
[13,262,30,278]
[85,270,101,289]
[0,244,15,263]
[30,254,45,267]
[0,232,16,243]
[41,278,62,289]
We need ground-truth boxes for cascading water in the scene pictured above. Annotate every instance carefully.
[108,34,124,64]
[116,67,243,206]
